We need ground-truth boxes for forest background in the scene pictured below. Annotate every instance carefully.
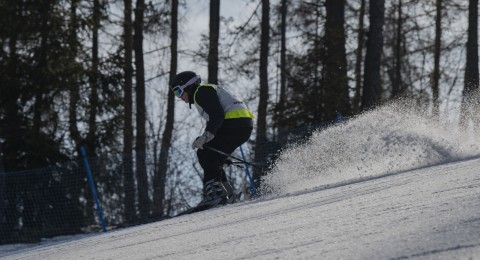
[0,0,478,244]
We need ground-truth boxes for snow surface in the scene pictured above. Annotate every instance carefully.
[2,100,480,259]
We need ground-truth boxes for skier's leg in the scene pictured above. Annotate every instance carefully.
[196,126,253,205]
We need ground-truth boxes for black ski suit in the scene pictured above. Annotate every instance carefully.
[188,84,253,184]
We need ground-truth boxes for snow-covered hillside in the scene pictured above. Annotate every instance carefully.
[2,100,480,259]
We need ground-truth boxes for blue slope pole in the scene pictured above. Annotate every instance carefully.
[80,147,107,233]
[336,111,343,123]
[240,145,257,198]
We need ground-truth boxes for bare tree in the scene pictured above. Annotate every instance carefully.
[208,0,220,84]
[68,0,82,153]
[361,0,385,110]
[134,0,149,220]
[0,141,5,232]
[153,0,178,218]
[461,0,479,127]
[353,0,366,113]
[432,0,442,116]
[123,0,135,224]
[279,0,287,106]
[83,0,102,223]
[324,0,350,118]
[87,0,100,156]
[391,0,404,99]
[254,0,270,182]
[274,0,289,143]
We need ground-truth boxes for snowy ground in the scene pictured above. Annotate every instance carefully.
[2,100,480,259]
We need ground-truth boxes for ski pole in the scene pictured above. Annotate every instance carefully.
[240,145,257,198]
[204,146,263,170]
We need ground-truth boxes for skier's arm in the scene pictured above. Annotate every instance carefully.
[195,87,224,135]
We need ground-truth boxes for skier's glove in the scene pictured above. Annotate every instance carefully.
[192,131,214,150]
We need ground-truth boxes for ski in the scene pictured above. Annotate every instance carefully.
[173,192,242,218]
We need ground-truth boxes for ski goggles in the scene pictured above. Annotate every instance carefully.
[172,86,185,98]
[172,75,200,98]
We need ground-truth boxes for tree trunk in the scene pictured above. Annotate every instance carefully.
[123,0,135,224]
[153,0,178,218]
[391,0,403,99]
[2,1,20,238]
[134,0,149,220]
[0,141,5,234]
[208,0,220,84]
[84,0,101,225]
[279,0,287,106]
[3,1,21,171]
[87,0,100,156]
[31,0,51,168]
[277,0,288,142]
[254,0,270,182]
[68,0,82,153]
[432,0,442,116]
[353,0,366,114]
[361,0,385,110]
[324,0,350,119]
[461,0,479,127]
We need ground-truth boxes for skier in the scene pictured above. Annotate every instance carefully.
[170,71,254,208]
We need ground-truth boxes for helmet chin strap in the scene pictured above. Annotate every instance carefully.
[186,86,195,109]
[183,75,200,110]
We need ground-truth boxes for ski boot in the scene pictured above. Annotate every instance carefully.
[199,179,236,208]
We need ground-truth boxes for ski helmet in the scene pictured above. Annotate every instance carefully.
[170,71,201,98]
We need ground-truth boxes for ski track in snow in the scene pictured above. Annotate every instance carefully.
[2,158,480,259]
[2,99,480,259]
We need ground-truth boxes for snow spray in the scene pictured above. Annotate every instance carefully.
[262,96,480,196]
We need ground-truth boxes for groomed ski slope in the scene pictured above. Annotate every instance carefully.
[3,99,480,259]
